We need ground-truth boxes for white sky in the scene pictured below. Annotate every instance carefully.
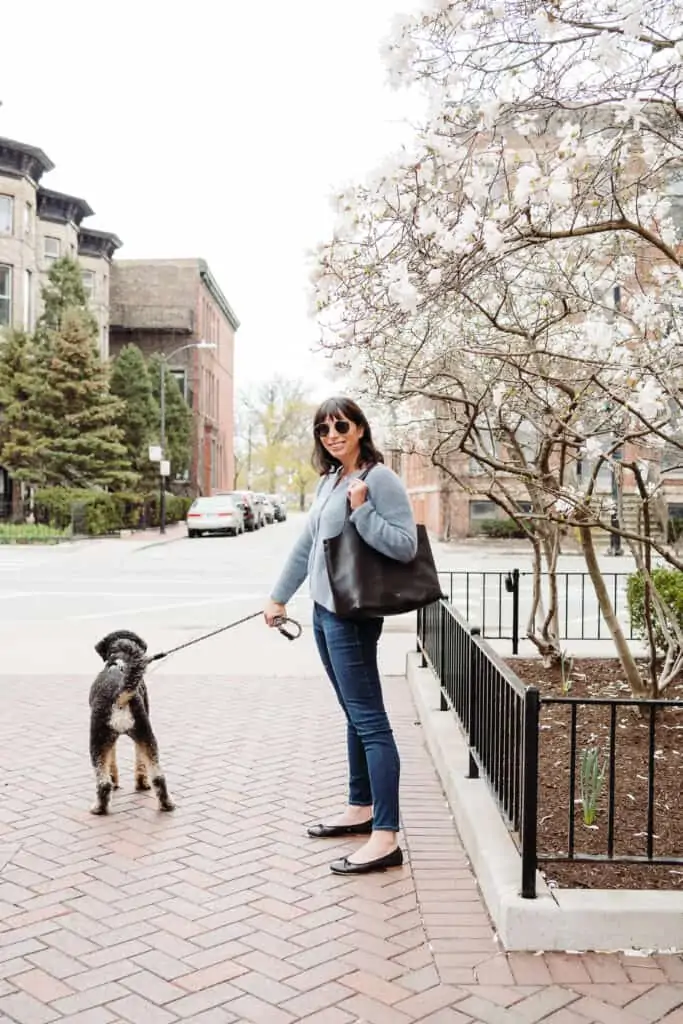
[0,0,422,402]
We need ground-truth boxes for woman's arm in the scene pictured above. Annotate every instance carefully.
[269,477,329,603]
[349,467,418,563]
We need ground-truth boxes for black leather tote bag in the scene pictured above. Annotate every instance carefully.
[323,471,444,619]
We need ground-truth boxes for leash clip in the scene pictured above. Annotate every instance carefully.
[273,616,302,642]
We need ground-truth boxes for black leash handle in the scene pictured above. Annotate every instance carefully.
[148,611,302,664]
[273,616,303,642]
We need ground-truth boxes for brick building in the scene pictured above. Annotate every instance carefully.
[400,442,683,542]
[109,259,239,496]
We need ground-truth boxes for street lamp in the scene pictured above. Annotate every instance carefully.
[157,340,216,534]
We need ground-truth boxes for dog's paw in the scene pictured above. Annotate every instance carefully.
[135,778,151,792]
[90,803,109,816]
[159,799,176,812]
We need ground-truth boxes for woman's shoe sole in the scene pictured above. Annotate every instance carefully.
[307,820,373,839]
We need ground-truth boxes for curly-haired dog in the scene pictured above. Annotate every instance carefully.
[89,629,174,815]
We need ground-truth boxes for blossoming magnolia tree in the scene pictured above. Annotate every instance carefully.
[311,0,683,695]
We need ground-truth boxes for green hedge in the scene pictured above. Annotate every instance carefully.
[627,568,683,657]
[33,488,193,536]
[475,518,527,539]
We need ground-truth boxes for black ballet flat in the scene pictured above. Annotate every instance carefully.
[330,846,403,875]
[307,819,373,839]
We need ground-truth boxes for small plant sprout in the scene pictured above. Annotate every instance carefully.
[579,747,607,827]
[560,651,574,695]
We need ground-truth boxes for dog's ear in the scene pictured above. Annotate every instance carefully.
[95,630,148,661]
[95,633,115,661]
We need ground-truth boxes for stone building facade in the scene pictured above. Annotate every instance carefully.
[0,137,120,357]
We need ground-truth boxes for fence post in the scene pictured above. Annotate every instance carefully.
[467,626,481,778]
[511,568,520,656]
[521,686,540,899]
[439,602,448,711]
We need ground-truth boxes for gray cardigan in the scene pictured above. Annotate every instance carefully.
[270,463,418,613]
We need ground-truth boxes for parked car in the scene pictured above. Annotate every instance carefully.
[187,496,245,538]
[267,494,287,522]
[258,494,275,524]
[213,491,265,531]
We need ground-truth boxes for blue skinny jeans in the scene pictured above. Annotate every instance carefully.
[312,603,400,832]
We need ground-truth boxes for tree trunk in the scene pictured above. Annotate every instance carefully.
[579,524,646,696]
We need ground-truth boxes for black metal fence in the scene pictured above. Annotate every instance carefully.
[418,600,539,897]
[417,599,683,898]
[438,569,635,654]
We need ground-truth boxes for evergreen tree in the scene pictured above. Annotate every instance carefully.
[0,329,44,487]
[32,308,134,489]
[148,354,192,481]
[110,344,158,485]
[35,257,95,341]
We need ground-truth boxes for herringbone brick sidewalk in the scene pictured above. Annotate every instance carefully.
[0,670,682,1023]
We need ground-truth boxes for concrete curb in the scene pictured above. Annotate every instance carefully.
[406,650,683,953]
[134,535,187,552]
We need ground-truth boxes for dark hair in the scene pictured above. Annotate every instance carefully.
[312,396,385,475]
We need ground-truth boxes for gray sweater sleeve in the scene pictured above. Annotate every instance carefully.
[349,466,418,563]
[269,517,313,604]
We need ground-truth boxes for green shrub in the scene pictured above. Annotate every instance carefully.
[33,487,193,535]
[142,491,192,528]
[0,522,71,544]
[627,568,683,657]
[475,518,527,539]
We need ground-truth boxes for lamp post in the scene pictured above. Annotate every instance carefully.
[157,340,216,534]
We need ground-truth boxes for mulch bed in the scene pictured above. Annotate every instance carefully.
[510,658,683,891]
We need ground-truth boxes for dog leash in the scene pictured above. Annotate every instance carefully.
[147,611,302,663]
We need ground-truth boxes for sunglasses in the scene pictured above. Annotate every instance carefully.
[315,420,351,438]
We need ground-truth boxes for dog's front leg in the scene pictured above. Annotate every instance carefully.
[133,726,175,812]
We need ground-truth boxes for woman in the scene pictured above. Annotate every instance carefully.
[264,397,418,875]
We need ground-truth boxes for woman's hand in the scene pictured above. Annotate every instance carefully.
[264,599,287,626]
[347,479,369,510]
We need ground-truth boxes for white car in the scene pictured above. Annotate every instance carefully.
[261,497,275,524]
[186,496,245,538]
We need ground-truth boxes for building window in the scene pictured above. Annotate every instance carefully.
[0,265,12,326]
[170,368,187,401]
[23,269,33,331]
[44,236,61,262]
[469,500,498,522]
[0,195,13,235]
[82,270,95,301]
[24,202,32,236]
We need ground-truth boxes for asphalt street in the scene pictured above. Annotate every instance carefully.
[0,516,638,677]
[0,514,418,679]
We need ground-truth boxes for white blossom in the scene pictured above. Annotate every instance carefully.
[483,220,506,253]
[633,379,664,420]
[614,97,649,130]
[582,437,604,460]
[386,263,420,314]
[416,209,442,237]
